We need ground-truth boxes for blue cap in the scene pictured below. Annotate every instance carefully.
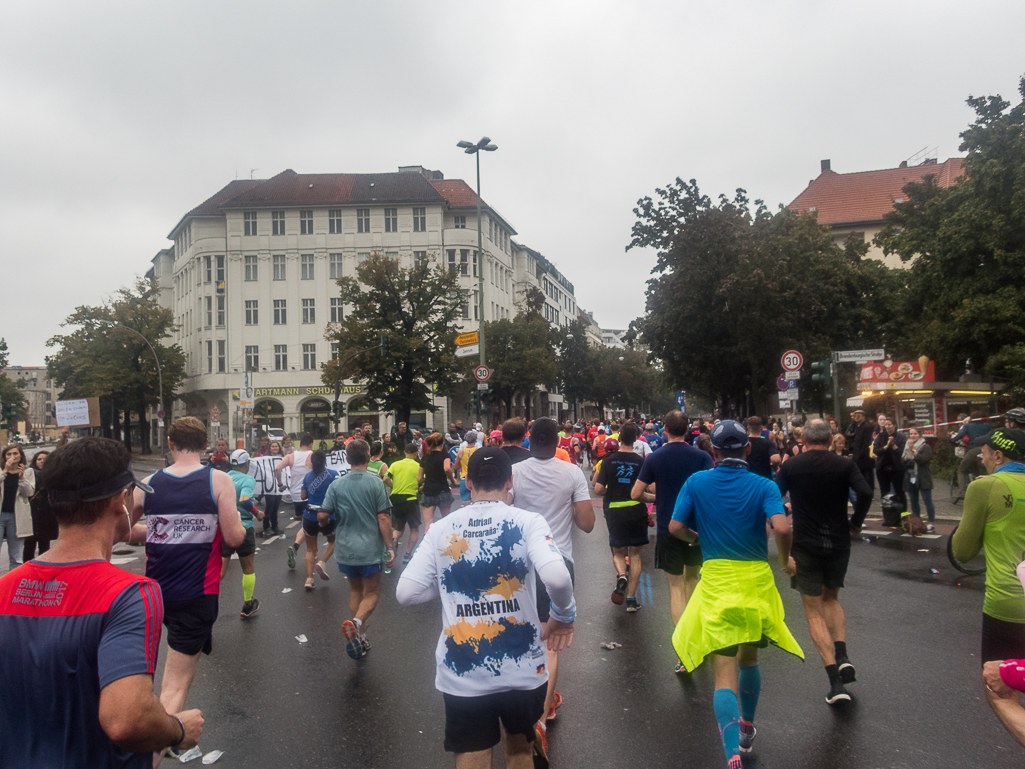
[709,420,749,450]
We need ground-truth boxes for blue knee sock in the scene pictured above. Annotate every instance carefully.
[713,688,741,760]
[738,663,761,723]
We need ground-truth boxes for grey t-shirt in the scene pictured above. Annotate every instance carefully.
[322,470,392,566]
[511,457,591,563]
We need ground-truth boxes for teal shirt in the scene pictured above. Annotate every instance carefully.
[229,469,257,530]
[322,470,392,566]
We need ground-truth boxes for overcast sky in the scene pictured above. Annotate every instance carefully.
[2,1,1022,366]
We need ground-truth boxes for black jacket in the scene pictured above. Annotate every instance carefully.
[847,421,875,472]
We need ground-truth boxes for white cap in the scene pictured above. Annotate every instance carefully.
[230,449,251,465]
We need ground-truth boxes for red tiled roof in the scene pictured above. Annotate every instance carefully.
[787,158,964,226]
[221,169,446,208]
[430,179,480,208]
[186,179,264,217]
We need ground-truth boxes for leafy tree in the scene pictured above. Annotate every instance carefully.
[46,279,185,452]
[475,315,558,421]
[558,319,599,418]
[0,339,28,425]
[877,76,1025,383]
[324,253,466,425]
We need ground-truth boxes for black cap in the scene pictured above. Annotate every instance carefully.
[466,447,513,487]
[986,428,1025,461]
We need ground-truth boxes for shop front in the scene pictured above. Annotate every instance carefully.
[300,397,332,440]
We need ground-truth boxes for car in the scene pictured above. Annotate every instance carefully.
[265,428,287,442]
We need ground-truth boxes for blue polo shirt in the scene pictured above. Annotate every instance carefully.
[637,442,713,534]
[671,462,784,562]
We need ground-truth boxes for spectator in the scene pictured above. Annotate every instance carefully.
[874,418,907,510]
[903,427,936,532]
[830,434,849,457]
[24,451,58,560]
[1,444,35,571]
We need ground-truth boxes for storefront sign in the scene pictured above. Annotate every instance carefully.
[232,385,365,399]
[859,360,934,384]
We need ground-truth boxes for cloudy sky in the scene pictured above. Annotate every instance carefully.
[2,0,1022,365]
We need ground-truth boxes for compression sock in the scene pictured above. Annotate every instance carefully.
[242,573,255,603]
[825,664,841,684]
[834,640,847,659]
[738,663,761,723]
[713,688,741,762]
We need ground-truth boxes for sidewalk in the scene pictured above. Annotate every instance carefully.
[859,479,961,539]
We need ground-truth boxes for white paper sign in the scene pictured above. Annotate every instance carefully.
[55,399,90,427]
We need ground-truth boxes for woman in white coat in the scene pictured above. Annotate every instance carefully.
[1,444,35,571]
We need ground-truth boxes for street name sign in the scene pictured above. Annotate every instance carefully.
[455,343,479,358]
[834,349,885,363]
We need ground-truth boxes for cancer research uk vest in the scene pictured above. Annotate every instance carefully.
[144,466,223,601]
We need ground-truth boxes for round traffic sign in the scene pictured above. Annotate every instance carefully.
[781,350,804,372]
[157,409,166,419]
[210,406,221,421]
[474,365,491,382]
[776,374,787,391]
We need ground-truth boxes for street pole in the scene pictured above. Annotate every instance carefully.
[475,150,485,368]
[112,324,164,453]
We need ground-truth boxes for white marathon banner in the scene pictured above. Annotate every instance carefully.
[247,452,351,499]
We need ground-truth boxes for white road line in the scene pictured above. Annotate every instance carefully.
[263,535,281,545]
[901,533,942,539]
[286,521,300,529]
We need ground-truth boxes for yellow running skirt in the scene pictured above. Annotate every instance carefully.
[672,558,804,671]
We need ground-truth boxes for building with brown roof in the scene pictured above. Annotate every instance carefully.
[787,157,963,268]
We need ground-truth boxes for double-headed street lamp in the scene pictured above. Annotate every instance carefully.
[456,136,497,368]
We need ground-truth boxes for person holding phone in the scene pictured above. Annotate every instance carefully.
[1,444,35,571]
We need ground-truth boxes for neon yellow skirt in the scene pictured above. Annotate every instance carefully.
[672,558,804,671]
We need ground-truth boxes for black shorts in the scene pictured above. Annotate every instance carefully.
[390,496,422,529]
[292,501,307,519]
[443,684,547,753]
[163,594,219,656]
[655,532,703,575]
[536,557,574,623]
[791,545,850,596]
[982,613,1025,664]
[606,504,649,548]
[221,528,257,558]
[302,516,337,539]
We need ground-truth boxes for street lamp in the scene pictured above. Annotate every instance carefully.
[111,324,164,452]
[456,136,497,369]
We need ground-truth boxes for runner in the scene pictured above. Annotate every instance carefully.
[367,441,389,479]
[131,417,245,765]
[591,426,609,466]
[456,430,480,506]
[396,447,576,768]
[775,419,873,705]
[300,450,340,591]
[220,450,264,618]
[669,419,803,768]
[510,417,595,726]
[500,418,531,464]
[320,439,395,659]
[419,432,456,531]
[280,434,314,570]
[594,423,651,612]
[745,417,779,480]
[385,443,423,566]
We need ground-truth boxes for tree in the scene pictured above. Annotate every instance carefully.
[558,319,598,418]
[46,279,185,452]
[877,76,1025,383]
[0,338,28,426]
[323,254,466,425]
[475,315,558,421]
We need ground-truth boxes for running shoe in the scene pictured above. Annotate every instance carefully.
[727,755,742,769]
[360,636,371,655]
[286,546,296,570]
[305,577,315,591]
[402,552,413,565]
[674,659,688,674]
[611,574,628,605]
[545,690,562,722]
[647,512,655,527]
[342,620,365,660]
[739,721,756,753]
[314,561,330,581]
[240,598,260,619]
[825,680,852,705]
[836,655,857,683]
[533,722,550,769]
[625,597,641,613]
[926,524,936,533]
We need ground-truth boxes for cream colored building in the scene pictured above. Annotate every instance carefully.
[2,366,63,437]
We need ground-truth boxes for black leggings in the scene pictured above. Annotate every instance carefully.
[262,495,282,532]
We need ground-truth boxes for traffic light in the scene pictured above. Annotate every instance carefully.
[380,335,390,356]
[332,400,346,420]
[810,359,832,388]
[1,401,15,426]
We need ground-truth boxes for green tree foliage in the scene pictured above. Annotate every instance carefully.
[324,254,466,424]
[477,314,559,420]
[630,181,898,414]
[46,279,185,452]
[877,76,1025,382]
[0,338,28,423]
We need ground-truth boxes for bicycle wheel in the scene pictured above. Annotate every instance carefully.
[947,523,986,575]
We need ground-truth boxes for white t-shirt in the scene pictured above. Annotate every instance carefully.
[632,440,652,459]
[511,457,591,563]
[288,450,313,498]
[400,501,564,696]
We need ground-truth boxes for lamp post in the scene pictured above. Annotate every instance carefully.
[111,324,164,453]
[456,136,497,368]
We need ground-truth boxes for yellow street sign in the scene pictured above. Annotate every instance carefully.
[455,331,479,347]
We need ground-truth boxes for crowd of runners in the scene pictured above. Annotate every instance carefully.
[5,407,1025,768]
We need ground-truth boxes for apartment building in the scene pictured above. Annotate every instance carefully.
[2,366,63,437]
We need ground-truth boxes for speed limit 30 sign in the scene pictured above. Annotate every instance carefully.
[474,365,491,382]
[781,350,804,372]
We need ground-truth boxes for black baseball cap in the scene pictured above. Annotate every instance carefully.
[466,447,513,487]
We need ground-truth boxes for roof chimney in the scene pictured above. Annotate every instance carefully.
[899,161,908,168]
[821,159,831,173]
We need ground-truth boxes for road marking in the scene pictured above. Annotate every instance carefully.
[263,535,281,545]
[901,534,942,539]
[286,522,300,529]
[861,530,891,536]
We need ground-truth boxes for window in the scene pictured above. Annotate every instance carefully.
[473,291,479,320]
[272,211,285,235]
[301,254,314,280]
[303,344,317,370]
[273,255,285,280]
[462,300,469,319]
[274,345,287,371]
[459,249,470,276]
[357,252,369,264]
[329,253,342,279]
[245,346,259,372]
[331,342,339,360]
[413,207,426,232]
[217,340,226,373]
[205,296,212,327]
[329,209,342,234]
[214,256,224,286]
[244,211,257,236]
[472,250,478,277]
[385,250,398,261]
[245,300,258,325]
[206,341,213,373]
[454,215,466,229]
[302,298,315,324]
[384,208,397,232]
[216,295,225,326]
[244,255,257,281]
[357,208,370,233]
[330,297,343,322]
[489,218,493,241]
[299,210,313,235]
[413,250,428,268]
[273,299,286,325]
[204,255,211,283]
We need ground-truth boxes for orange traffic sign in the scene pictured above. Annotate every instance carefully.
[455,331,479,347]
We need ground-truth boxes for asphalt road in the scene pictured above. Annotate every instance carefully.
[2,456,1021,768]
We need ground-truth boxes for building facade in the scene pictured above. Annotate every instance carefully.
[2,366,63,437]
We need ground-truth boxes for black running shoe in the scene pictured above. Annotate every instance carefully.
[836,656,857,683]
[611,574,627,605]
[625,597,641,613]
[240,598,260,619]
[826,680,851,705]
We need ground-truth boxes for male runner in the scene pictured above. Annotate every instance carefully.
[775,419,872,704]
[131,417,245,764]
[745,417,779,480]
[320,439,395,659]
[300,450,340,591]
[951,427,1025,729]
[385,443,423,565]
[0,437,204,767]
[220,450,263,618]
[500,418,532,464]
[280,434,314,569]
[632,410,712,663]
[669,420,803,768]
[397,448,575,768]
[511,417,594,726]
